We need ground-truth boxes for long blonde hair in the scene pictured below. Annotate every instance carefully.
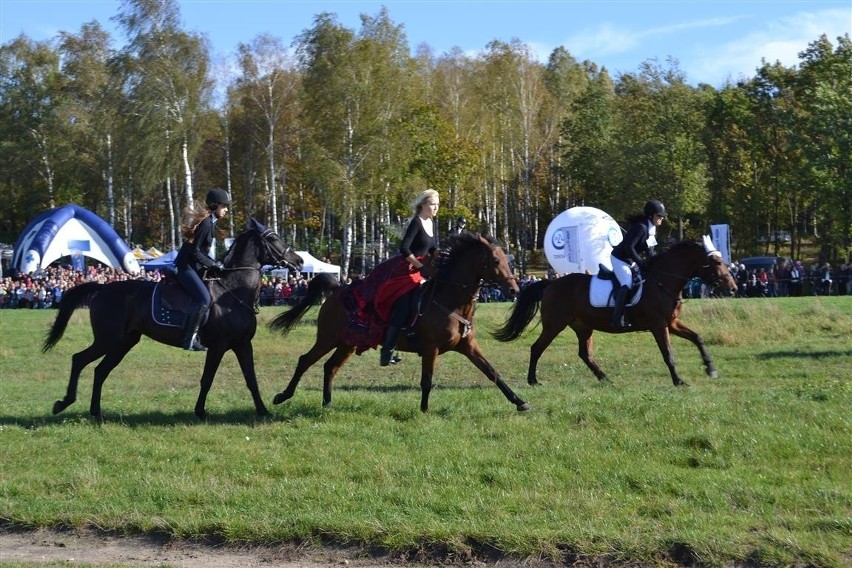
[412,189,439,213]
[180,200,213,242]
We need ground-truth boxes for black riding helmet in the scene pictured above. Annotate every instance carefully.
[457,216,467,225]
[206,188,231,209]
[643,199,667,218]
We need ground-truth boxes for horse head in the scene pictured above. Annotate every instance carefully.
[222,219,303,272]
[698,235,737,296]
[249,218,303,272]
[437,233,519,298]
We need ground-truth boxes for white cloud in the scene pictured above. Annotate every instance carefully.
[688,8,850,86]
[566,16,744,58]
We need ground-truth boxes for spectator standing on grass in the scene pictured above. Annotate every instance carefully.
[790,261,803,297]
[820,263,833,296]
[837,262,849,295]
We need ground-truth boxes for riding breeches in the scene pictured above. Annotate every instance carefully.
[610,255,634,288]
[177,268,211,307]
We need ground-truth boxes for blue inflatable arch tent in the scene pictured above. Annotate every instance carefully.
[12,204,140,275]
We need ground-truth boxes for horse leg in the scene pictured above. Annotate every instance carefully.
[53,344,105,415]
[458,340,530,412]
[669,319,718,379]
[273,342,335,406]
[193,347,227,420]
[526,324,565,385]
[574,327,607,381]
[229,340,271,417]
[321,346,356,407]
[419,347,439,412]
[89,334,140,418]
[650,326,687,386]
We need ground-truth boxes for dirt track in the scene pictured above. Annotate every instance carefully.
[0,528,549,568]
[0,528,414,568]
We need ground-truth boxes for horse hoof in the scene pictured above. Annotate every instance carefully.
[527,378,539,386]
[707,369,719,379]
[675,381,690,388]
[273,392,290,405]
[517,402,531,412]
[52,401,66,415]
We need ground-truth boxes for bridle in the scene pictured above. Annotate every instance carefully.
[423,246,518,337]
[647,249,730,303]
[214,227,300,314]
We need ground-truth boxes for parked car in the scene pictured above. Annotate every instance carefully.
[756,230,792,244]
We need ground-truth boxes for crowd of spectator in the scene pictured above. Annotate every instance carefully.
[686,259,851,299]
[2,256,849,310]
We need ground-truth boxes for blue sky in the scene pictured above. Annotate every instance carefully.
[1,0,849,87]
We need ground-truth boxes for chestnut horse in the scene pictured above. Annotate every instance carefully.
[43,219,303,419]
[268,233,530,412]
[493,237,736,387]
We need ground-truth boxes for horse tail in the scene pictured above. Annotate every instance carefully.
[492,280,551,342]
[268,273,340,336]
[43,282,103,353]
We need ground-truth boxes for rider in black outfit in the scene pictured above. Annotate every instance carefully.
[175,188,230,351]
[379,189,439,366]
[609,199,667,329]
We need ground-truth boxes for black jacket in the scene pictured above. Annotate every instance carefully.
[175,215,218,272]
[612,216,655,265]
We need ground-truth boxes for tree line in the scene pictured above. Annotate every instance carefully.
[1,0,849,277]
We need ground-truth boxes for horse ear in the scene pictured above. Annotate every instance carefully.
[249,217,268,233]
[702,234,721,257]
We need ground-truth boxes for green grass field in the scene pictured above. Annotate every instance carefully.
[1,297,850,567]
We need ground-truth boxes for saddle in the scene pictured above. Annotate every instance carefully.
[339,283,424,355]
[151,276,210,328]
[589,264,643,308]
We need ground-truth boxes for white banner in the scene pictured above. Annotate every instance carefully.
[710,224,731,264]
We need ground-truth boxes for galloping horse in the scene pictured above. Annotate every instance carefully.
[268,233,530,412]
[43,219,303,419]
[493,237,736,387]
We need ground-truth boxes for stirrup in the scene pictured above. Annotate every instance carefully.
[185,333,208,352]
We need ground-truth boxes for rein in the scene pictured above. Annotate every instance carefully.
[646,252,724,304]
[209,267,262,315]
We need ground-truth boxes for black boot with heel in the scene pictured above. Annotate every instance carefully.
[380,325,400,366]
[611,286,631,330]
[182,304,209,351]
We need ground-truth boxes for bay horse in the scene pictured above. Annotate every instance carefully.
[493,237,737,387]
[43,218,303,419]
[268,233,530,412]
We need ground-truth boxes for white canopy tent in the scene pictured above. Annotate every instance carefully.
[296,251,341,279]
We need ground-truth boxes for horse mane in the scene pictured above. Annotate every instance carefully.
[433,232,499,274]
[222,218,265,267]
[647,240,703,269]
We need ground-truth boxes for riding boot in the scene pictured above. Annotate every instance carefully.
[380,325,400,366]
[611,285,631,329]
[183,304,209,351]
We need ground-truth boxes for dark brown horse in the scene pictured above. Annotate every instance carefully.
[493,237,737,387]
[43,219,303,419]
[268,233,530,412]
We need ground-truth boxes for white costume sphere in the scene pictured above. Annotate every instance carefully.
[543,207,622,276]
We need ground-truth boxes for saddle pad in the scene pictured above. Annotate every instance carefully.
[339,285,384,354]
[151,280,191,328]
[589,276,643,308]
